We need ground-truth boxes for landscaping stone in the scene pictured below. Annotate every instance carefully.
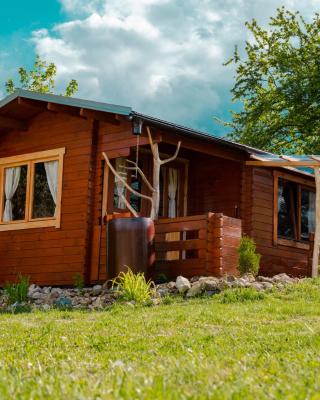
[92,285,102,296]
[0,272,306,312]
[186,282,203,297]
[176,276,191,293]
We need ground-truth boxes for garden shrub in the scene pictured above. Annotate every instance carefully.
[73,272,84,293]
[4,274,29,304]
[112,267,154,304]
[237,236,261,276]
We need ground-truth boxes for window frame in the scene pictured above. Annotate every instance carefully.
[0,148,65,231]
[273,170,315,249]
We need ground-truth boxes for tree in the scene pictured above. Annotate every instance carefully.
[6,55,78,97]
[224,7,320,154]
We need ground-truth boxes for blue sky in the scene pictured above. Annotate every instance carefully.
[1,0,320,137]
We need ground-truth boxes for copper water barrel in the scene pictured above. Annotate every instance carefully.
[107,217,155,278]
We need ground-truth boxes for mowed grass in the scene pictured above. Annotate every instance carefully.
[1,281,320,399]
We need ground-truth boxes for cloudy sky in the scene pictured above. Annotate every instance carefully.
[1,0,320,136]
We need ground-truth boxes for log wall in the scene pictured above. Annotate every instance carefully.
[0,111,93,285]
[248,167,311,277]
[188,154,242,218]
[153,213,241,279]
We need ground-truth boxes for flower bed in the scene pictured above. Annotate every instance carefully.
[0,273,299,312]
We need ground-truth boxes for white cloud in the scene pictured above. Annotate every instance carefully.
[30,0,320,133]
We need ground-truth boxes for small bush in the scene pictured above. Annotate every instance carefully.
[218,288,265,303]
[73,272,84,292]
[162,295,174,305]
[237,236,261,276]
[4,275,30,305]
[112,267,154,304]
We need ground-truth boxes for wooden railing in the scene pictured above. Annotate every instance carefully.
[153,213,242,279]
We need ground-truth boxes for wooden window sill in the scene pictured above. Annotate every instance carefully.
[276,237,310,250]
[0,219,59,232]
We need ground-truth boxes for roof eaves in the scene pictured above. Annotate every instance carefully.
[131,111,270,156]
[0,89,132,116]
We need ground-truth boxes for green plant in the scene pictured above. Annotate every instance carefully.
[73,273,84,292]
[162,295,174,305]
[237,236,261,276]
[217,287,265,303]
[221,8,320,154]
[4,274,30,305]
[6,55,78,97]
[112,267,154,304]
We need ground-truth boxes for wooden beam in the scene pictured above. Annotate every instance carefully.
[17,97,47,110]
[0,115,28,131]
[246,160,320,167]
[47,102,82,117]
[80,108,120,125]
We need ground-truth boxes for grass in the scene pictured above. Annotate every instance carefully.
[0,280,320,398]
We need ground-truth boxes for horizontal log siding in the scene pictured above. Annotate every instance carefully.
[0,111,93,285]
[250,168,310,277]
[188,154,242,218]
[154,213,241,279]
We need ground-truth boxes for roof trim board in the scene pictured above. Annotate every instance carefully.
[0,89,132,116]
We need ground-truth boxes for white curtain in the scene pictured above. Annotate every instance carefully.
[308,191,315,233]
[168,168,178,218]
[278,183,284,211]
[115,158,127,209]
[44,160,59,205]
[3,166,21,222]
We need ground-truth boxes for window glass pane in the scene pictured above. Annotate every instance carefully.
[129,160,143,212]
[113,158,127,209]
[277,179,298,239]
[3,165,28,221]
[301,188,315,241]
[32,162,56,219]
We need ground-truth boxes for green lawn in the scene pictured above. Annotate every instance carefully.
[1,281,320,399]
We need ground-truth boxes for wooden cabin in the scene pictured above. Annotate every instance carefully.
[0,89,315,285]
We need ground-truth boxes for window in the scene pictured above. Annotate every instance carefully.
[112,157,144,213]
[276,175,315,244]
[0,148,65,231]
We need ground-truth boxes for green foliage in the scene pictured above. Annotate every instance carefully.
[6,55,78,97]
[73,273,84,292]
[237,236,261,276]
[217,287,265,303]
[112,267,154,304]
[223,7,320,154]
[4,275,29,305]
[162,294,174,305]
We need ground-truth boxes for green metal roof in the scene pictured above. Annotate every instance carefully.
[0,89,132,116]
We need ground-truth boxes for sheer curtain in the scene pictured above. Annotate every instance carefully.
[115,158,127,209]
[166,168,179,260]
[44,160,59,205]
[168,168,178,218]
[278,183,284,211]
[3,166,21,222]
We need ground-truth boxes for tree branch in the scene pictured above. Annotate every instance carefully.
[120,193,139,218]
[124,159,155,192]
[160,141,181,165]
[102,152,154,205]
[147,126,159,160]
